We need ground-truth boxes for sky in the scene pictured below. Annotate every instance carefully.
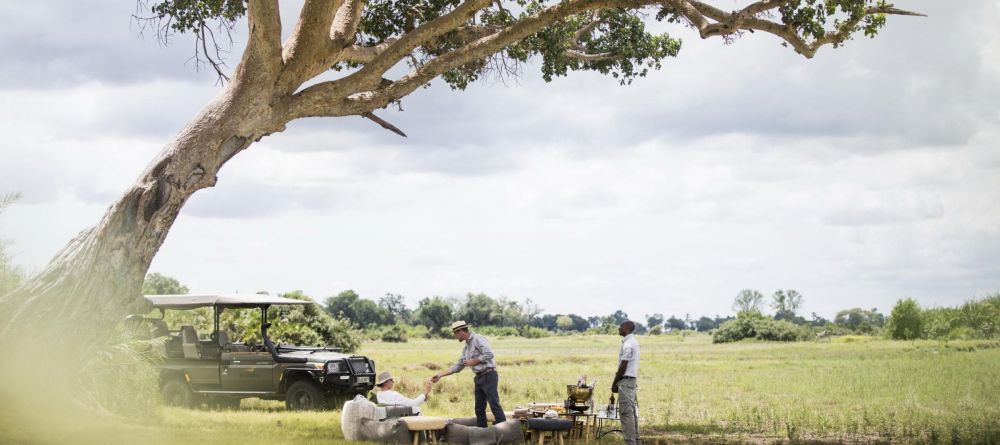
[0,1,998,321]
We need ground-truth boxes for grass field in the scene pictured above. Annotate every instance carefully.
[3,334,1000,444]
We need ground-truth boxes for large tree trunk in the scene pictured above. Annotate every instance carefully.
[0,75,285,360]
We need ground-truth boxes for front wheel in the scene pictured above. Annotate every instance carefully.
[161,379,195,408]
[285,380,327,410]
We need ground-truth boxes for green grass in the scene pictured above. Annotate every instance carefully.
[3,335,999,444]
[366,335,1000,443]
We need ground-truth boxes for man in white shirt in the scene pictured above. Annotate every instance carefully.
[611,320,640,445]
[375,371,432,414]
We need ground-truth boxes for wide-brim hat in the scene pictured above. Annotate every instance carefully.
[450,320,469,332]
[376,371,394,386]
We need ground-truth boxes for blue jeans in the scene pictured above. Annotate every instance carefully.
[474,370,506,427]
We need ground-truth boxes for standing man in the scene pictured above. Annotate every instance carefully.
[430,321,507,427]
[611,320,640,445]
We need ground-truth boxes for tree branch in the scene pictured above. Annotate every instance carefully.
[235,0,283,84]
[276,0,343,92]
[338,0,650,114]
[331,0,366,45]
[667,0,924,58]
[564,49,620,62]
[343,0,495,83]
[572,12,604,51]
[340,38,399,64]
[361,112,408,137]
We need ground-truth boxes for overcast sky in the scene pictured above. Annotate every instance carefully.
[1,1,998,321]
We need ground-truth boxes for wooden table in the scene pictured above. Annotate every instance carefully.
[558,412,597,442]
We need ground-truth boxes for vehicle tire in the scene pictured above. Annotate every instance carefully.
[285,380,327,410]
[161,379,195,408]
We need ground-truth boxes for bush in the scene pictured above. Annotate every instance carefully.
[886,298,923,340]
[404,324,430,339]
[518,326,551,338]
[380,324,408,343]
[712,311,809,343]
[476,326,520,337]
[957,294,1000,339]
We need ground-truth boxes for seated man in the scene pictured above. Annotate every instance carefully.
[375,371,432,414]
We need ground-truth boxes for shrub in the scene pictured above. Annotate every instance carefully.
[922,307,959,340]
[518,326,551,338]
[476,326,520,337]
[712,311,808,343]
[887,298,923,340]
[380,324,408,343]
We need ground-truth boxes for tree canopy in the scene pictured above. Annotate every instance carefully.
[136,0,921,133]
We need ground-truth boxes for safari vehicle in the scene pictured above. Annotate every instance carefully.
[141,294,375,410]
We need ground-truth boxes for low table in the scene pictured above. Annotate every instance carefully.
[558,412,597,442]
[401,416,449,445]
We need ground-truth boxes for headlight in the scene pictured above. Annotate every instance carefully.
[326,360,346,374]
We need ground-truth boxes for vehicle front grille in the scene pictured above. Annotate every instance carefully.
[349,358,372,374]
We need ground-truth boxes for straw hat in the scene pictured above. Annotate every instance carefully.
[450,320,469,331]
[376,371,394,386]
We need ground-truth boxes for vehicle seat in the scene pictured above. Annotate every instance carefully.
[149,319,170,338]
[213,330,247,352]
[180,325,200,359]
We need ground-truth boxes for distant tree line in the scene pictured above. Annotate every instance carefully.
[137,273,1000,345]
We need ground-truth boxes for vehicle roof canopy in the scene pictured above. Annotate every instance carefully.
[144,294,314,309]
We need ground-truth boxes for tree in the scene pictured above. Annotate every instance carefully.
[325,290,361,320]
[733,289,764,314]
[665,315,686,331]
[0,0,922,379]
[771,289,803,320]
[607,310,629,326]
[834,307,884,333]
[378,293,411,323]
[324,290,391,327]
[695,316,716,332]
[645,313,664,330]
[556,315,574,331]
[140,273,190,295]
[887,298,923,340]
[455,293,503,327]
[415,296,453,336]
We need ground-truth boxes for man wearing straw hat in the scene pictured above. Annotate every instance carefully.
[430,320,507,427]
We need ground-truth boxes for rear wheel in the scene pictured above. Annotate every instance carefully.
[285,380,326,410]
[161,379,195,408]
